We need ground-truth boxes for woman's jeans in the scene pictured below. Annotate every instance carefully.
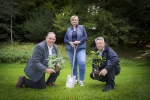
[67,48,86,81]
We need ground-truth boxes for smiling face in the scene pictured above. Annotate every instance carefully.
[95,38,105,51]
[46,32,56,47]
[70,16,79,26]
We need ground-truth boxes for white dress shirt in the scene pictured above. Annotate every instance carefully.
[47,45,53,55]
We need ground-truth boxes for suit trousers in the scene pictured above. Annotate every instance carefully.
[23,71,59,89]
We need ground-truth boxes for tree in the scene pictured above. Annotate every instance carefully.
[0,0,13,43]
[53,0,134,47]
[125,0,150,47]
[1,0,149,47]
[23,7,55,41]
[53,5,74,42]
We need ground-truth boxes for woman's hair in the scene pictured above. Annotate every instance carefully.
[70,15,79,22]
[95,37,105,43]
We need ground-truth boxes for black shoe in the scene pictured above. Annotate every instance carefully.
[16,76,25,88]
[46,82,55,86]
[102,85,114,92]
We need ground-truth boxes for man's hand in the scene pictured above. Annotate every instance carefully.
[45,68,56,74]
[99,68,108,76]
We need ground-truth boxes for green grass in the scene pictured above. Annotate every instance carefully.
[0,59,150,100]
[0,42,150,100]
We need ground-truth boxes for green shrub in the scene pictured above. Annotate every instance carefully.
[0,41,149,63]
[0,42,34,63]
[0,42,68,63]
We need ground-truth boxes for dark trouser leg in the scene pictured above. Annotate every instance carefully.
[105,68,115,87]
[23,74,46,89]
[46,71,60,83]
[90,68,115,87]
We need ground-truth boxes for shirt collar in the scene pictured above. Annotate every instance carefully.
[47,44,53,49]
[101,47,105,52]
[99,47,105,56]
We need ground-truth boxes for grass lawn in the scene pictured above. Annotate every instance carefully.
[0,59,150,100]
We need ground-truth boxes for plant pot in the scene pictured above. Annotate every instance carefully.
[94,70,102,80]
[51,66,60,76]
[54,66,61,72]
[51,71,60,76]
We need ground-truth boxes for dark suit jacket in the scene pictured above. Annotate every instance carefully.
[24,40,58,82]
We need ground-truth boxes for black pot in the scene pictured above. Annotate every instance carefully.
[94,73,102,80]
[51,71,60,76]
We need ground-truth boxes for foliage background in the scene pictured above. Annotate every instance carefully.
[0,0,150,47]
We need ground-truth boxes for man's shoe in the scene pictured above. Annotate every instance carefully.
[16,76,24,88]
[46,82,55,86]
[102,85,114,92]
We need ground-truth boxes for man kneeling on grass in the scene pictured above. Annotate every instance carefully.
[16,32,60,89]
[90,37,120,92]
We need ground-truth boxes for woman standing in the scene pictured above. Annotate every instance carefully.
[64,15,87,86]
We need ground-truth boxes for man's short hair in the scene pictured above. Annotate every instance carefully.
[47,32,56,37]
[95,37,105,43]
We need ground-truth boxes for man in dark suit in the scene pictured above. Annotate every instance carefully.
[16,32,60,89]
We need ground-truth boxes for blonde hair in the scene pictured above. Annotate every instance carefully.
[70,15,79,22]
[95,37,105,43]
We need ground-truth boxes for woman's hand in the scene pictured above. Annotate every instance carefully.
[69,42,75,47]
[73,41,80,44]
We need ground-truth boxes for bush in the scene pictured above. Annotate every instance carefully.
[1,41,149,63]
[0,42,34,63]
[0,42,68,63]
[23,7,55,40]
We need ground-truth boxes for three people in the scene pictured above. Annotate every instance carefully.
[16,15,120,92]
[90,37,120,92]
[16,32,60,89]
[64,15,87,86]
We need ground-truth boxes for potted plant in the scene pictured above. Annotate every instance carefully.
[90,50,106,80]
[47,54,65,75]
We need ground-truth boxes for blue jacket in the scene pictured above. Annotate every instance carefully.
[64,25,87,50]
[92,44,120,72]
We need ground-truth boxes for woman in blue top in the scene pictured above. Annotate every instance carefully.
[64,15,87,86]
